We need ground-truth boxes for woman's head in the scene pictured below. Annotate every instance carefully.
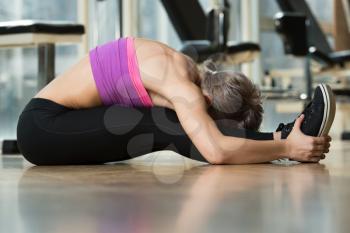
[198,60,263,130]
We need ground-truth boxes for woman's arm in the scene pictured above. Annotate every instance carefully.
[162,80,285,164]
[162,80,329,164]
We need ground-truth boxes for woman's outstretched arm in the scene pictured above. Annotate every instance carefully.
[162,80,330,165]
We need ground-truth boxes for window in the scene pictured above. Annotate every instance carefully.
[136,0,181,49]
[0,0,79,140]
[88,0,120,47]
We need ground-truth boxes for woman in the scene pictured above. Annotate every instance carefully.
[17,37,331,165]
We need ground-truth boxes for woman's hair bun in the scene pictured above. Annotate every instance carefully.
[201,59,217,75]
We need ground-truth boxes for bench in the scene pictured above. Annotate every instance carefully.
[0,20,85,154]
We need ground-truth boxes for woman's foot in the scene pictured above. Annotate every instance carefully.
[276,84,336,139]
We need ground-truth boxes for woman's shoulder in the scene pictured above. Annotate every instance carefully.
[134,37,176,54]
[134,37,200,86]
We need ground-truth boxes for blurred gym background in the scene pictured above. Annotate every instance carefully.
[0,0,348,145]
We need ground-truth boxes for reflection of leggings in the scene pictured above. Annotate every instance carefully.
[17,98,273,165]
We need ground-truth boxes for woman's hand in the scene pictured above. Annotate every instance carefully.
[285,115,331,162]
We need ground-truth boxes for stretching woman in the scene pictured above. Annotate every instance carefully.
[17,37,334,165]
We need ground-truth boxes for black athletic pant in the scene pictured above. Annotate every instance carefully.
[17,98,273,165]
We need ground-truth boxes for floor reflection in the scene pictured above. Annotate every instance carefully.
[16,155,341,233]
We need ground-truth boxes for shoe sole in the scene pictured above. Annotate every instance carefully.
[318,84,336,136]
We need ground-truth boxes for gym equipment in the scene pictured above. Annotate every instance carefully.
[161,0,260,64]
[274,12,308,56]
[275,0,350,80]
[274,0,350,139]
[1,140,18,154]
[273,11,313,102]
[0,20,84,87]
[0,20,85,154]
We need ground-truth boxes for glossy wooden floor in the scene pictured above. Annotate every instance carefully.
[1,142,350,233]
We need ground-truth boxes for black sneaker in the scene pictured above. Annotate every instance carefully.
[276,84,336,139]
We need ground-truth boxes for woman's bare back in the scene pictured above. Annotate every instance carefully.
[35,38,199,109]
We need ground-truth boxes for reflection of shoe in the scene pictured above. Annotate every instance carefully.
[276,84,336,139]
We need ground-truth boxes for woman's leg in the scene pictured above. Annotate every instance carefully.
[17,98,274,165]
[17,98,179,165]
[17,98,201,165]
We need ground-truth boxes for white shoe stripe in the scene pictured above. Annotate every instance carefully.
[318,84,329,137]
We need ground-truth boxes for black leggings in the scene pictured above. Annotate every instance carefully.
[17,98,273,165]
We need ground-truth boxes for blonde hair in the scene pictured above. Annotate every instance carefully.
[199,59,263,130]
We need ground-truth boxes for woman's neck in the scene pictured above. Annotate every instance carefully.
[183,55,202,87]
